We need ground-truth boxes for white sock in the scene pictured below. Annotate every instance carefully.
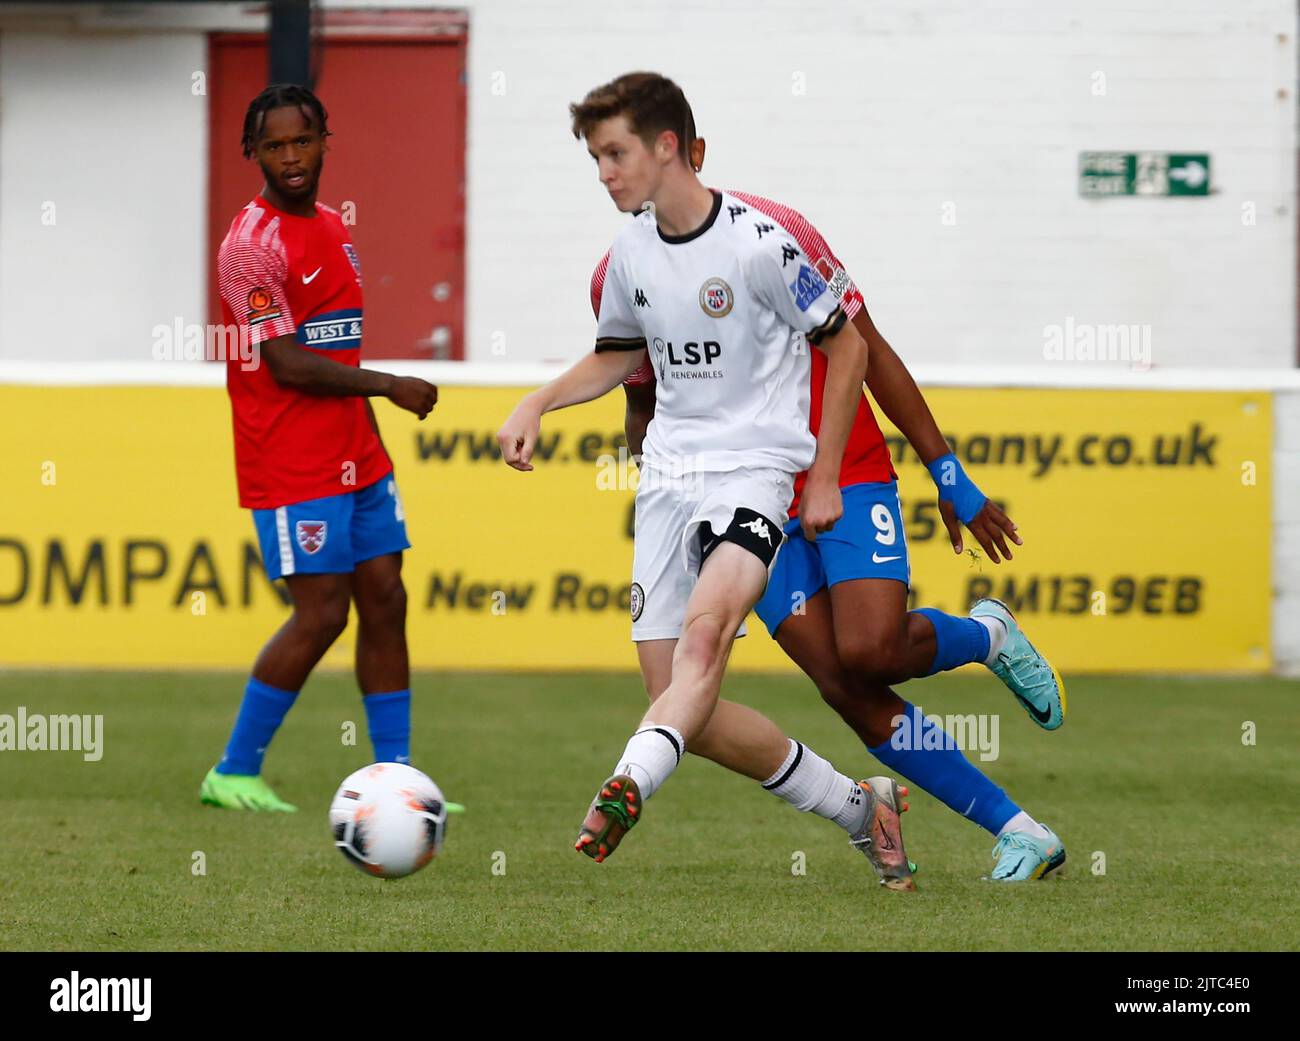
[997,810,1050,840]
[614,725,684,800]
[975,615,1008,664]
[761,739,869,834]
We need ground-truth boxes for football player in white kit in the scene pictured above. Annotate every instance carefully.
[498,72,915,889]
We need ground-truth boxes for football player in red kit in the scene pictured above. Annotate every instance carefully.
[201,85,437,812]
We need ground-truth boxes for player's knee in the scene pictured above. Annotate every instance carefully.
[299,598,351,644]
[838,630,908,683]
[358,576,407,628]
[677,611,728,674]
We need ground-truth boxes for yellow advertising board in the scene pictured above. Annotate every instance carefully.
[0,383,1271,673]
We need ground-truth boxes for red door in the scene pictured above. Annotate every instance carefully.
[208,28,466,359]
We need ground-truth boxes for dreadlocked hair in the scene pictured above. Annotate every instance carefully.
[241,83,330,159]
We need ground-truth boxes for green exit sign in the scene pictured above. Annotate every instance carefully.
[1079,152,1210,197]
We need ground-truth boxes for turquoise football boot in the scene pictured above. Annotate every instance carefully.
[970,598,1066,730]
[988,825,1066,881]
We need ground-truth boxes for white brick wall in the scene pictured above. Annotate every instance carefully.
[452,0,1299,368]
[0,29,208,363]
[0,0,1293,368]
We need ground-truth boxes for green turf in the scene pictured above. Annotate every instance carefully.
[0,669,1296,951]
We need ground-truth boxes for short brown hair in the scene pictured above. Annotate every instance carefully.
[569,71,696,163]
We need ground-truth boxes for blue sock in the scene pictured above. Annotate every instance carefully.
[364,689,411,764]
[868,701,1019,835]
[912,608,990,675]
[216,677,299,776]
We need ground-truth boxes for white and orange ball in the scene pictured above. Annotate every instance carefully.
[329,763,447,879]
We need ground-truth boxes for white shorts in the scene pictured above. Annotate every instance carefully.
[629,466,794,642]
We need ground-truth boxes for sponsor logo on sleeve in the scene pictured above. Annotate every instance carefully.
[342,243,362,283]
[813,257,852,300]
[789,263,828,312]
[246,287,282,326]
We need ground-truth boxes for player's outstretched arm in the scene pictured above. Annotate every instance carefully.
[497,348,647,472]
[852,308,1021,562]
[260,335,438,419]
[802,318,870,539]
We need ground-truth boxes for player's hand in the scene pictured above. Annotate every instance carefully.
[497,403,541,472]
[799,477,842,541]
[388,376,438,420]
[939,496,1022,563]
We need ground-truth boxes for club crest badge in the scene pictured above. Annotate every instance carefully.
[699,277,734,318]
[296,520,328,554]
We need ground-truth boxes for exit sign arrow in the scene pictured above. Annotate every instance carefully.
[1168,155,1210,194]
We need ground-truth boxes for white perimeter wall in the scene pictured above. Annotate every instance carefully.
[0,29,208,363]
[0,0,1295,368]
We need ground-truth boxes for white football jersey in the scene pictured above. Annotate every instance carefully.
[595,190,846,476]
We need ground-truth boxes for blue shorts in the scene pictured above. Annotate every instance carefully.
[252,472,410,581]
[755,481,910,637]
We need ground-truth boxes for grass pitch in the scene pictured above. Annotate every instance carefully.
[0,669,1297,951]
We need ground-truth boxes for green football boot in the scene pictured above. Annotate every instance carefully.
[200,766,298,812]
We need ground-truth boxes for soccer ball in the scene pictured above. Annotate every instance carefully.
[329,763,448,879]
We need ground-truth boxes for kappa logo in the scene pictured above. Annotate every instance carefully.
[698,277,734,318]
[789,263,828,312]
[739,517,773,545]
[634,288,650,307]
[296,520,328,554]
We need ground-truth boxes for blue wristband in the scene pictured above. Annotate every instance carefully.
[926,452,986,525]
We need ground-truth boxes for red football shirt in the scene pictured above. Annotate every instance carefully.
[591,190,895,517]
[217,195,391,509]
